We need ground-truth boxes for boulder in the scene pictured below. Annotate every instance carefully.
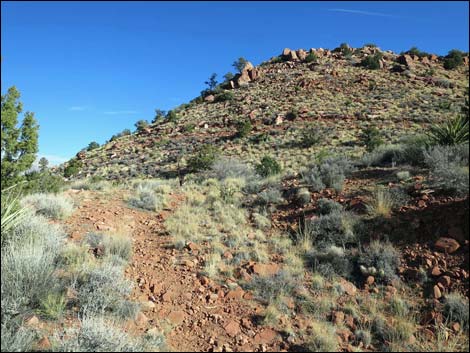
[397,54,414,68]
[297,49,308,61]
[434,237,460,254]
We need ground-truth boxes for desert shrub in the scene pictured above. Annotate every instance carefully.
[20,193,74,220]
[360,53,382,70]
[388,296,410,317]
[245,271,300,305]
[306,321,338,352]
[316,198,342,215]
[255,156,281,177]
[301,209,359,248]
[53,316,166,352]
[402,46,430,58]
[102,234,132,262]
[357,240,400,282]
[128,186,166,211]
[360,126,384,152]
[187,145,220,172]
[443,293,469,330]
[307,245,353,279]
[75,260,134,316]
[396,171,411,181]
[296,187,311,206]
[38,292,66,320]
[87,141,100,151]
[423,144,469,195]
[302,156,355,192]
[63,159,83,178]
[58,242,92,270]
[1,215,65,323]
[300,126,322,147]
[305,52,318,63]
[365,188,399,218]
[166,110,178,123]
[235,119,252,138]
[256,187,283,205]
[134,120,149,132]
[427,114,469,146]
[443,49,465,70]
[215,91,234,102]
[355,329,372,347]
[210,157,257,182]
[1,325,36,352]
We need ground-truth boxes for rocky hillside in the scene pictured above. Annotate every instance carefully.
[65,45,468,180]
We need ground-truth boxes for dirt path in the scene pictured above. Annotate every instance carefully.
[63,189,287,352]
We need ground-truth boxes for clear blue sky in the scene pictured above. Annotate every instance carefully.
[2,1,469,164]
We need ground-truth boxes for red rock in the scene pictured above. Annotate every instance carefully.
[25,315,40,327]
[431,266,442,277]
[135,312,148,326]
[253,329,278,344]
[224,320,241,337]
[433,285,442,299]
[438,275,451,288]
[204,95,215,102]
[366,276,375,285]
[336,329,352,343]
[162,291,174,302]
[332,311,345,325]
[36,336,51,350]
[168,310,186,325]
[251,263,280,277]
[340,279,357,296]
[225,287,245,300]
[452,322,461,332]
[434,238,460,254]
[187,242,200,252]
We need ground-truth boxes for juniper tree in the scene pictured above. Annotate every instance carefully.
[205,73,218,91]
[1,86,39,188]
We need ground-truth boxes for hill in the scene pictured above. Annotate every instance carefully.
[62,45,469,180]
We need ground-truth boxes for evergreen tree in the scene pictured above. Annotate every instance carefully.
[232,57,248,73]
[204,73,218,91]
[1,86,39,188]
[38,157,49,172]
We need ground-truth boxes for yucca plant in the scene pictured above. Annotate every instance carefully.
[427,114,469,146]
[1,185,28,247]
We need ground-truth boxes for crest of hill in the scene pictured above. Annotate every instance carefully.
[63,45,469,180]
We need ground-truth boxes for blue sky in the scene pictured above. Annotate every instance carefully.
[2,1,469,164]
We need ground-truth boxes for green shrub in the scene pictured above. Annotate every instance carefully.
[23,171,66,194]
[306,322,338,352]
[300,126,322,147]
[305,52,318,63]
[244,271,300,305]
[215,91,234,102]
[296,187,311,206]
[210,157,257,182]
[64,159,83,178]
[360,126,384,152]
[255,156,281,177]
[38,292,66,320]
[360,53,382,70]
[166,110,178,123]
[402,46,430,58]
[443,49,465,70]
[102,234,132,262]
[187,145,220,172]
[87,141,100,151]
[235,119,252,138]
[357,240,400,282]
[257,187,284,205]
[134,120,149,133]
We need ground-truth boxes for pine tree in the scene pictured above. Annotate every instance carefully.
[38,157,49,172]
[1,86,39,188]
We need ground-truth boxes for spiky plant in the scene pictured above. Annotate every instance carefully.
[427,114,469,146]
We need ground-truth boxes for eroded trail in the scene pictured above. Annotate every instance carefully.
[63,189,283,352]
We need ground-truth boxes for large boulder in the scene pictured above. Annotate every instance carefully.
[397,54,415,68]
